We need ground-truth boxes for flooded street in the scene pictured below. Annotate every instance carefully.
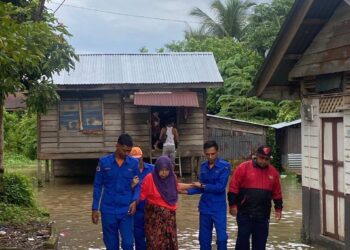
[37,176,317,250]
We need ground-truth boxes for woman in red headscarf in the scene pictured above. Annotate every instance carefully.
[140,156,179,250]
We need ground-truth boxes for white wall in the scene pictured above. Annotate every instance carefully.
[343,109,350,194]
[302,97,321,190]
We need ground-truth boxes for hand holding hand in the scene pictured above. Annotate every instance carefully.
[192,182,202,188]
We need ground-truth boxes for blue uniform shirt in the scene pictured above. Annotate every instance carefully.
[136,162,154,211]
[188,158,230,214]
[92,153,140,215]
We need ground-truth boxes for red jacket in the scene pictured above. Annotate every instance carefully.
[228,160,283,218]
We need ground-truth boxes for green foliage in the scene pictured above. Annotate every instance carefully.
[266,128,282,171]
[187,0,255,40]
[218,97,278,124]
[139,46,149,53]
[0,0,77,113]
[0,173,35,207]
[0,202,49,224]
[276,100,301,122]
[4,110,37,159]
[166,37,243,61]
[243,0,294,55]
[4,152,37,170]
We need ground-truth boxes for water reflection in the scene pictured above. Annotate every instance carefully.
[37,177,317,249]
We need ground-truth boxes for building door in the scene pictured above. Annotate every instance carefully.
[322,118,344,241]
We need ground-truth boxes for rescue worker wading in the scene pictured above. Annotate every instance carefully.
[227,146,283,250]
[185,140,230,250]
[129,146,154,250]
[91,134,140,250]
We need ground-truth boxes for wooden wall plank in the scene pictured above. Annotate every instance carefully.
[290,3,350,78]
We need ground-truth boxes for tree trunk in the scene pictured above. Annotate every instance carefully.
[34,0,46,21]
[0,103,4,177]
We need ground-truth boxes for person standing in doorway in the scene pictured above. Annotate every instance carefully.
[159,118,179,165]
[91,133,140,250]
[228,146,283,250]
[129,146,154,250]
[182,140,230,250]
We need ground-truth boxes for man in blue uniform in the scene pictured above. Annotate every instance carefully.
[129,146,154,250]
[91,133,140,250]
[185,140,230,250]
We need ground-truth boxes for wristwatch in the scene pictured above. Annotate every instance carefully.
[200,183,205,189]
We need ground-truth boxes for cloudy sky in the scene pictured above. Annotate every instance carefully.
[46,0,270,54]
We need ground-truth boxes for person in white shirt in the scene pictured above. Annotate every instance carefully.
[159,119,179,165]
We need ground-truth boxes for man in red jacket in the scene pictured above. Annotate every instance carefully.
[227,146,283,250]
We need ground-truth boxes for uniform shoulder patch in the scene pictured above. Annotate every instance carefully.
[96,165,101,172]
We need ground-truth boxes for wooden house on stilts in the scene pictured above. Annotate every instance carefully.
[37,53,223,179]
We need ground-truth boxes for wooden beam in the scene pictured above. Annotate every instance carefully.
[302,18,327,25]
[284,54,303,60]
[259,85,300,100]
[256,0,315,96]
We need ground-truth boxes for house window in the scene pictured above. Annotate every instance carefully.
[82,100,103,130]
[59,101,80,131]
[59,99,103,131]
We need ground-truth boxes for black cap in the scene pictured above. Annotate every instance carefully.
[256,146,272,158]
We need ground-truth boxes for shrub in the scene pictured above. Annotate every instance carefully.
[4,110,37,160]
[0,173,35,207]
[0,203,49,224]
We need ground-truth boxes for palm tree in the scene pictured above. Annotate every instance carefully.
[184,25,208,41]
[188,0,255,40]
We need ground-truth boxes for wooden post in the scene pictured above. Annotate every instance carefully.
[37,160,43,187]
[45,160,50,182]
[50,160,55,179]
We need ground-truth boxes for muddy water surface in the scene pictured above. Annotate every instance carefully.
[37,177,320,250]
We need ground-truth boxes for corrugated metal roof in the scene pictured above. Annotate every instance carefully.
[52,53,223,86]
[134,92,199,107]
[270,119,301,129]
[206,114,270,127]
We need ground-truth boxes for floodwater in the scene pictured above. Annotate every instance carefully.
[36,176,319,250]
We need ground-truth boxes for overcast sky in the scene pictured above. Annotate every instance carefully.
[46,0,271,54]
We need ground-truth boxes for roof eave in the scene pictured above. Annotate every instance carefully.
[55,82,224,91]
[251,0,315,97]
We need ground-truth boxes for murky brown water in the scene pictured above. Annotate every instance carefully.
[36,176,318,250]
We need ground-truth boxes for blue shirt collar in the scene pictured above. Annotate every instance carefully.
[205,158,220,169]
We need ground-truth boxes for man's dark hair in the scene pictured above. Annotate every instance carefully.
[203,140,218,150]
[117,133,133,147]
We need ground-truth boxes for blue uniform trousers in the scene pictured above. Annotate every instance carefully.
[133,209,146,250]
[101,213,134,250]
[199,212,227,250]
[235,213,269,250]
